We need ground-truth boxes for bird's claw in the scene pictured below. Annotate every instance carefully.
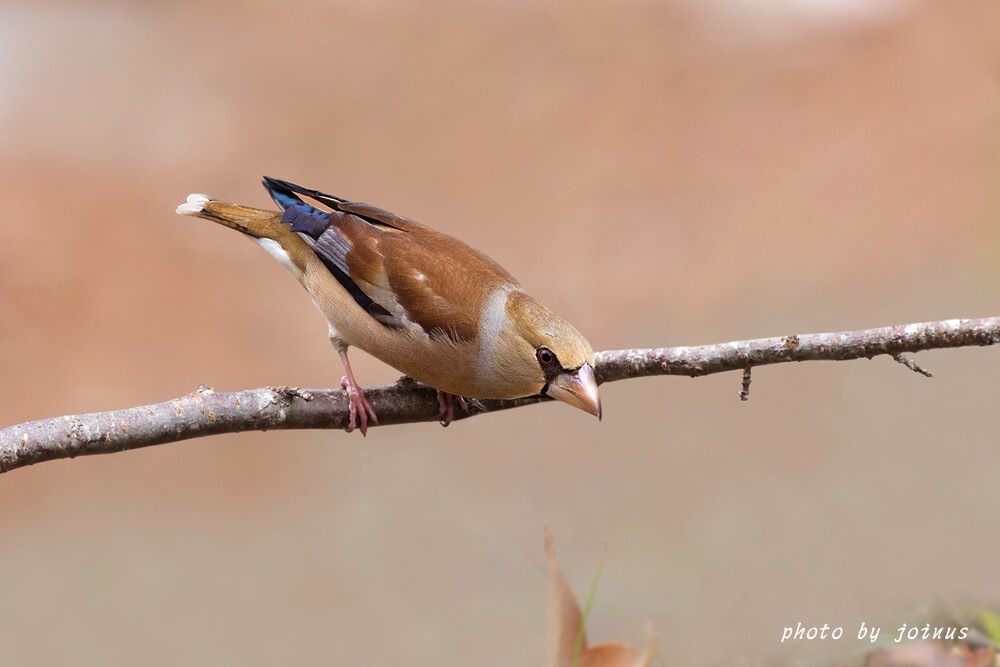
[341,375,378,436]
[437,391,469,427]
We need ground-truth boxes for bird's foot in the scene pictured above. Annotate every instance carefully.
[436,391,469,427]
[341,375,378,436]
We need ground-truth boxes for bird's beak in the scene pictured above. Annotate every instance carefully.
[547,363,602,420]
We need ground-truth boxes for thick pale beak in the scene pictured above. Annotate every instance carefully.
[546,363,602,419]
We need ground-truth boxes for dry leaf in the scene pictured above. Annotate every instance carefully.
[544,525,657,667]
[579,640,656,667]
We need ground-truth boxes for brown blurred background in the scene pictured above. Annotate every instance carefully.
[1,1,998,665]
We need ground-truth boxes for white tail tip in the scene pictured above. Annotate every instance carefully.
[176,193,211,215]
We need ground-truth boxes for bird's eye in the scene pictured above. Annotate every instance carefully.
[536,347,558,369]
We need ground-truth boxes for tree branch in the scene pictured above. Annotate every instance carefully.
[2,316,997,475]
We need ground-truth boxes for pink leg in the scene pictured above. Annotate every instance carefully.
[436,391,469,427]
[339,350,378,436]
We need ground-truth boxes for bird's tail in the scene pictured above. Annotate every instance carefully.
[175,193,285,240]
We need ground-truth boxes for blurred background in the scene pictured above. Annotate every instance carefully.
[1,1,998,665]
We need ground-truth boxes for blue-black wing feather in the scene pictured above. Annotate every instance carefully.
[263,177,400,327]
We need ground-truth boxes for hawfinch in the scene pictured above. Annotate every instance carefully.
[177,177,601,435]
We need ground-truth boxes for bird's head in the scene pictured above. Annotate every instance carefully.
[501,291,601,419]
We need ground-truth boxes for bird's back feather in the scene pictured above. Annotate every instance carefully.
[261,178,518,343]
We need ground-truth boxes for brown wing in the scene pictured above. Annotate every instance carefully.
[338,210,518,343]
[270,179,518,343]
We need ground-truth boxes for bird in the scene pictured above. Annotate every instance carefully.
[176,177,601,435]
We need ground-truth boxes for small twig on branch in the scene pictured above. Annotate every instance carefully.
[1,316,997,475]
[891,353,933,377]
[740,367,752,402]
